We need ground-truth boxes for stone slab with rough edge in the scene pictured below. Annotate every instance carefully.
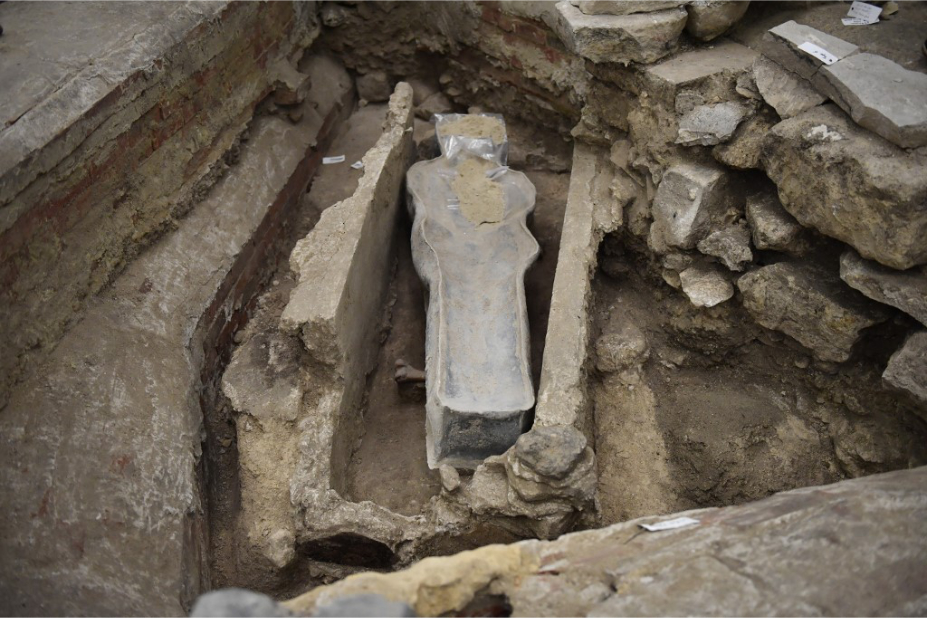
[762,104,927,270]
[649,162,742,253]
[840,250,927,327]
[697,222,752,271]
[535,143,615,434]
[553,1,687,64]
[883,332,927,410]
[645,39,758,90]
[406,118,539,469]
[737,262,889,363]
[0,73,348,614]
[676,101,749,146]
[286,467,927,617]
[573,0,687,16]
[760,20,859,81]
[753,55,825,119]
[816,53,927,149]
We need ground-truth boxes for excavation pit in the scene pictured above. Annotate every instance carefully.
[2,2,927,615]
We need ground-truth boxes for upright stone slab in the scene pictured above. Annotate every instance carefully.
[406,115,540,469]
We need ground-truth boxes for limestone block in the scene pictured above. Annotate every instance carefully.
[744,189,808,255]
[271,59,312,106]
[415,92,454,120]
[676,101,749,146]
[753,55,825,119]
[645,39,758,93]
[553,1,687,64]
[697,222,752,271]
[762,104,927,269]
[356,70,392,103]
[680,262,734,307]
[760,20,858,81]
[840,250,927,327]
[406,115,540,469]
[685,1,749,41]
[649,162,741,252]
[737,262,889,362]
[573,1,687,16]
[883,332,927,408]
[817,53,927,149]
[192,589,292,617]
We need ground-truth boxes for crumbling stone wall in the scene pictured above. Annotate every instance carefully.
[0,2,321,409]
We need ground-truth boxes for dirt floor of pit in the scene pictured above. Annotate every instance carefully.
[344,154,570,515]
[591,250,927,526]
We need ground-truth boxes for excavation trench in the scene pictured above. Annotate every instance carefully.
[205,70,927,602]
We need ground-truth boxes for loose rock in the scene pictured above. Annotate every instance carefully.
[744,188,808,255]
[676,101,749,146]
[595,322,650,374]
[685,1,750,41]
[753,55,825,119]
[679,262,734,307]
[356,70,392,103]
[712,109,776,170]
[840,250,927,327]
[415,92,453,120]
[697,222,752,271]
[439,465,461,492]
[649,162,741,252]
[883,332,927,409]
[737,262,889,362]
[514,426,587,480]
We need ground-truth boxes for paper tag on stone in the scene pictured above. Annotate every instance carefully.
[797,42,839,65]
[351,160,364,170]
[639,516,700,532]
[841,17,872,26]
[846,1,881,23]
[322,155,346,164]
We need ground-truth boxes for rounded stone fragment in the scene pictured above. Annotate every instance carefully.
[696,222,753,271]
[679,262,733,307]
[191,588,292,617]
[356,70,392,103]
[514,426,587,480]
[685,0,749,41]
[439,465,461,492]
[595,324,650,373]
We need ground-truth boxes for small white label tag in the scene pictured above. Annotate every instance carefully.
[639,517,700,532]
[322,155,346,165]
[797,42,839,65]
[841,17,872,26]
[847,1,881,23]
[350,160,364,170]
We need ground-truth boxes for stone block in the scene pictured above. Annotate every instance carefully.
[883,332,927,409]
[753,55,825,119]
[762,104,927,269]
[737,262,889,362]
[406,115,540,468]
[553,1,687,64]
[676,101,749,146]
[697,222,752,271]
[685,1,750,41]
[595,322,650,374]
[649,162,741,252]
[840,250,927,327]
[679,262,734,307]
[760,20,858,81]
[573,0,687,16]
[744,188,808,255]
[645,39,758,93]
[817,53,927,149]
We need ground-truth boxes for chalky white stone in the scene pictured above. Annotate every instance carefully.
[406,116,540,469]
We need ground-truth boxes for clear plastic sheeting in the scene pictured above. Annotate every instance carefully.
[406,113,539,469]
